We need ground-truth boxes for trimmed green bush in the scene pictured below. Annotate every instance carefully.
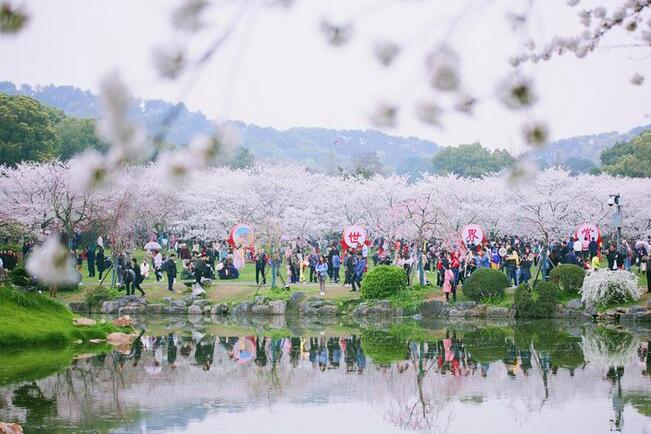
[462,268,508,302]
[550,264,585,294]
[360,265,406,300]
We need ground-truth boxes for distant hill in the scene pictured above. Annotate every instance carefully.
[526,124,651,172]
[1,80,649,175]
[0,81,439,174]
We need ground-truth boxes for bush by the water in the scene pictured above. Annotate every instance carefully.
[462,268,508,302]
[580,269,640,308]
[85,286,120,308]
[514,281,560,318]
[550,264,585,294]
[361,266,406,300]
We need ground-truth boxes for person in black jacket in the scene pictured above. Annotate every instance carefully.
[131,257,145,296]
[588,238,598,259]
[122,264,136,296]
[606,244,622,270]
[165,253,177,292]
[255,250,267,285]
[344,250,355,286]
[96,246,106,281]
[87,244,96,277]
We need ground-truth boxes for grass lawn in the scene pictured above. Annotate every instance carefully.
[0,286,122,348]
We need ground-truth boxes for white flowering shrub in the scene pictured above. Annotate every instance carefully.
[580,269,641,308]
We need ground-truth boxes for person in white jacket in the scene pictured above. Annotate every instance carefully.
[153,251,163,281]
[141,260,150,279]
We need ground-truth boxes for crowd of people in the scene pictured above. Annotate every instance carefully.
[3,229,650,298]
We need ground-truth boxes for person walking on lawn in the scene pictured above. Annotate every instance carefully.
[351,252,366,292]
[131,257,145,296]
[165,253,177,292]
[316,255,329,296]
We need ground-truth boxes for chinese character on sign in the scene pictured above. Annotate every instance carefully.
[466,229,479,243]
[348,232,361,244]
[581,227,592,240]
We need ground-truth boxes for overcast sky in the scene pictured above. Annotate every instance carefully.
[1,0,649,151]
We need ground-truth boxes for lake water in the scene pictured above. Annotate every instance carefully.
[2,316,651,434]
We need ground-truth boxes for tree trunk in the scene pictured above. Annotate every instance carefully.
[418,249,425,286]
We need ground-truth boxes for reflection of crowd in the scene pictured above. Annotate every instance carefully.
[99,329,589,382]
[105,332,369,374]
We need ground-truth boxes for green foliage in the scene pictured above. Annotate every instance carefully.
[462,268,508,302]
[561,157,596,175]
[432,143,514,178]
[536,281,560,315]
[9,266,31,287]
[361,329,409,365]
[388,285,434,314]
[56,116,107,160]
[229,146,255,169]
[0,285,119,348]
[600,130,651,178]
[352,151,384,178]
[513,283,532,306]
[0,93,106,165]
[514,281,560,318]
[0,94,62,165]
[85,285,120,308]
[360,265,406,300]
[550,264,585,294]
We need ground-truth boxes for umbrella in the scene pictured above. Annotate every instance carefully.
[144,241,162,251]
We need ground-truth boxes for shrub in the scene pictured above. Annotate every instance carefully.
[85,286,120,308]
[514,281,560,318]
[462,268,508,302]
[580,269,640,308]
[514,283,534,316]
[360,266,406,300]
[9,267,31,287]
[534,281,560,317]
[550,264,585,294]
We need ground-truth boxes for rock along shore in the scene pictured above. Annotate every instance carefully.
[68,292,651,322]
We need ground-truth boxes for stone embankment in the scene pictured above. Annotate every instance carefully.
[68,293,651,322]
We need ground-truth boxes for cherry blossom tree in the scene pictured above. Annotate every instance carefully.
[0,162,106,242]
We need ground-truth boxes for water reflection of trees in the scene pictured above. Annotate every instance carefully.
[1,321,651,433]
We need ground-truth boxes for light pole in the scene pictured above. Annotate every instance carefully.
[609,193,622,253]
